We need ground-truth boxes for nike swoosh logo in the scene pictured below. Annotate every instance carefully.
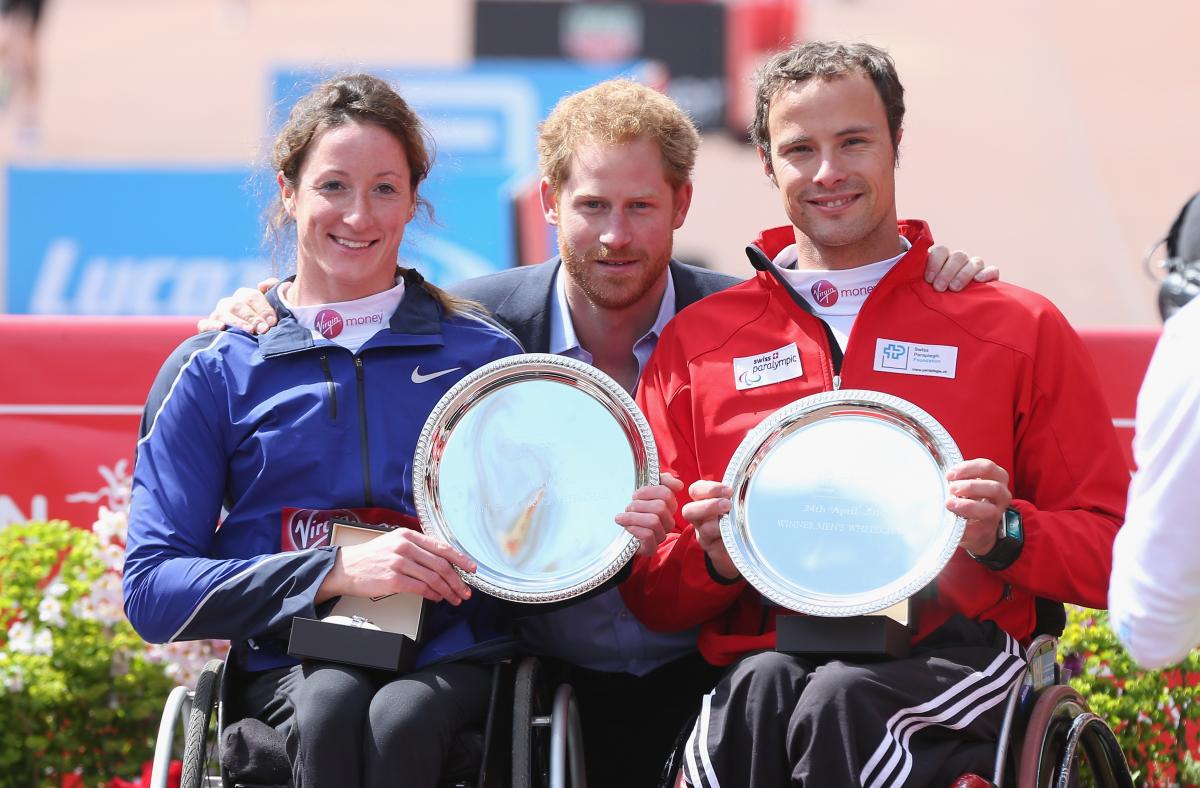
[411,365,461,384]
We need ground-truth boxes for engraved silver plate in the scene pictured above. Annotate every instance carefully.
[721,390,965,617]
[414,353,658,603]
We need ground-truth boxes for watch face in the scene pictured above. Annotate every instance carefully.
[1003,509,1022,541]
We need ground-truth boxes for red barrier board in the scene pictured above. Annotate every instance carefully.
[1076,325,1162,472]
[0,316,196,528]
[0,319,1161,531]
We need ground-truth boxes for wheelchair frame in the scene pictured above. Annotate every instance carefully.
[150,655,587,788]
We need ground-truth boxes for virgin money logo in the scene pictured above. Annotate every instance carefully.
[287,508,359,549]
[811,280,839,308]
[314,309,344,339]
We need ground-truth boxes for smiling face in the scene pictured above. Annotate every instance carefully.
[542,135,692,312]
[280,120,416,304]
[762,72,903,270]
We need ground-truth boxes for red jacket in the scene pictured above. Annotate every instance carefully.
[622,221,1128,666]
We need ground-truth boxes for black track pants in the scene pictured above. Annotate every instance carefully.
[682,616,1026,788]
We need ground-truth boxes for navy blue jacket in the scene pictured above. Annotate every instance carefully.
[124,270,523,673]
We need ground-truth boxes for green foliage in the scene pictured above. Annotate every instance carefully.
[0,520,176,787]
[1062,606,1200,786]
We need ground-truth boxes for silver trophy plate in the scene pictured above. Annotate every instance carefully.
[721,389,965,617]
[414,353,658,603]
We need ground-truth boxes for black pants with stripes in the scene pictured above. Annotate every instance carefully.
[683,616,1026,788]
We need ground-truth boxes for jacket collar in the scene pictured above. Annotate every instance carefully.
[747,220,934,283]
[259,267,444,356]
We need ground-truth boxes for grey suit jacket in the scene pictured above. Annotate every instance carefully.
[449,257,740,352]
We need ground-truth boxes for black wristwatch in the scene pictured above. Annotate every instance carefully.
[969,506,1024,571]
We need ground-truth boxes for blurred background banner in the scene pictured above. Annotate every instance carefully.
[273,61,655,284]
[3,60,658,316]
[7,167,266,315]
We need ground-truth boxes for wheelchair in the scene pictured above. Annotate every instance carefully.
[149,654,586,788]
[660,635,1134,788]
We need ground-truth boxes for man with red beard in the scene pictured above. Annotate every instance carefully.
[620,43,1128,787]
[202,77,995,786]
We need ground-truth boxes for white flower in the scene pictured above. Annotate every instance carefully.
[6,621,34,654]
[3,670,24,693]
[45,580,68,599]
[100,543,125,572]
[38,596,65,628]
[92,506,128,547]
[32,629,53,656]
[71,598,98,621]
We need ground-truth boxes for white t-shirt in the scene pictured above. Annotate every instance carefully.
[1109,295,1200,669]
[772,236,912,350]
[279,279,406,353]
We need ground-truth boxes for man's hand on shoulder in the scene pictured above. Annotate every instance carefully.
[924,245,999,293]
[946,458,1012,555]
[682,479,740,582]
[195,277,281,335]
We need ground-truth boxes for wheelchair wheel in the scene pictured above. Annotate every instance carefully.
[512,657,550,788]
[180,659,224,788]
[1015,684,1133,788]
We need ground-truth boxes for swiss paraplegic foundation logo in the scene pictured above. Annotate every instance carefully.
[880,342,909,370]
[314,309,344,339]
[811,280,838,308]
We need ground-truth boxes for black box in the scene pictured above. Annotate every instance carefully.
[776,615,912,660]
[288,616,421,673]
[287,520,428,673]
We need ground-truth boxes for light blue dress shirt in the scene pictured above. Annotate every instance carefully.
[515,265,699,676]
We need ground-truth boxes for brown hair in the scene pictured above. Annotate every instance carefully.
[537,79,700,194]
[267,73,479,315]
[751,41,905,169]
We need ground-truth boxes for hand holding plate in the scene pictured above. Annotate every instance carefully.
[615,472,683,556]
[320,528,477,605]
[684,480,740,581]
[946,458,1012,555]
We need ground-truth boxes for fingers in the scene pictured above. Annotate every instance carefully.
[924,244,949,284]
[212,288,279,335]
[943,255,985,292]
[948,477,1011,505]
[257,277,280,294]
[974,264,1000,283]
[659,471,685,494]
[401,530,477,598]
[689,479,731,502]
[944,458,1011,554]
[926,248,982,292]
[681,496,729,530]
[946,458,1009,485]
[196,317,225,333]
[340,527,475,602]
[616,500,671,556]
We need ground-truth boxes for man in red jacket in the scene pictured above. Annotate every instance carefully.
[621,41,1129,787]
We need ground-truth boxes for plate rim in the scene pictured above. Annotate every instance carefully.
[413,352,658,603]
[719,388,965,617]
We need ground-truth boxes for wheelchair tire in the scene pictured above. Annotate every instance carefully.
[180,659,224,788]
[1016,684,1089,788]
[512,657,549,788]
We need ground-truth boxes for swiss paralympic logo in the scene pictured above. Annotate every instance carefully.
[811,280,838,308]
[315,309,344,339]
[738,370,763,387]
[881,342,908,369]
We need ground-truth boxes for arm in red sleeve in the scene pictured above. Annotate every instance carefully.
[621,329,746,631]
[994,306,1127,608]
